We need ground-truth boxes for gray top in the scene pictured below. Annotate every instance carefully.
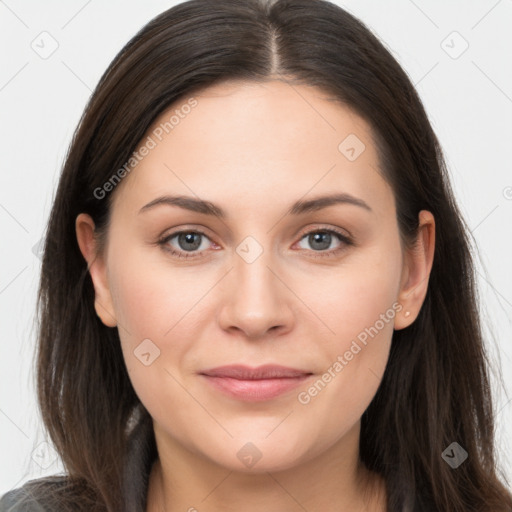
[0,410,157,512]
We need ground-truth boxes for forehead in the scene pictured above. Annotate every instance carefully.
[111,80,391,218]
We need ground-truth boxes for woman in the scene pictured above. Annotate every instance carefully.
[1,0,511,510]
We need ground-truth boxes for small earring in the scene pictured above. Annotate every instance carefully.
[404,311,411,318]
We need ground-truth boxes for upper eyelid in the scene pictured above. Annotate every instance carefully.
[296,225,352,240]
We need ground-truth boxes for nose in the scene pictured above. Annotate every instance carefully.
[217,244,295,340]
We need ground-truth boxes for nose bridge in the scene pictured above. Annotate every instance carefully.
[218,234,293,337]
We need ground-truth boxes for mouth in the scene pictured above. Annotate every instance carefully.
[199,364,314,402]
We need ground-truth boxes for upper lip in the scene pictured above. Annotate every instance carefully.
[200,364,312,380]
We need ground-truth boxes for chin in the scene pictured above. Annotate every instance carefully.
[204,436,310,474]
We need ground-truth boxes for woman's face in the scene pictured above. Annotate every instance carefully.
[78,80,433,473]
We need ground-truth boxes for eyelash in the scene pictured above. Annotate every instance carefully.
[157,227,354,260]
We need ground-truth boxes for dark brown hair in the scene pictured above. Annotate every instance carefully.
[11,0,512,510]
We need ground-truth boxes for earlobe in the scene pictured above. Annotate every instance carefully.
[75,213,118,328]
[394,210,435,330]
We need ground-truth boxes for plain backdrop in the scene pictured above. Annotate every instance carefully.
[1,0,511,495]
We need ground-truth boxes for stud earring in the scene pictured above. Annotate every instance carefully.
[404,311,411,318]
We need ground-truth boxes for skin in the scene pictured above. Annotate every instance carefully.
[76,80,435,512]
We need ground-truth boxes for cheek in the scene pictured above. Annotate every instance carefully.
[106,248,206,401]
[108,243,210,340]
[305,235,402,345]
[293,240,401,418]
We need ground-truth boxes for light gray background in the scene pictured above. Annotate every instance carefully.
[1,0,511,495]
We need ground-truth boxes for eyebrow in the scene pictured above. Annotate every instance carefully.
[138,192,372,218]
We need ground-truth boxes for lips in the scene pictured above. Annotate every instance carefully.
[199,364,314,402]
[199,364,312,380]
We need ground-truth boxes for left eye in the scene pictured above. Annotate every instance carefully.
[296,230,347,252]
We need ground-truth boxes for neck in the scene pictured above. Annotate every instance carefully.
[146,421,386,512]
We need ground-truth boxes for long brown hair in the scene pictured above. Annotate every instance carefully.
[17,0,512,510]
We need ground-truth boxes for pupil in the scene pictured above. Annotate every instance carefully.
[310,232,331,250]
[179,233,201,251]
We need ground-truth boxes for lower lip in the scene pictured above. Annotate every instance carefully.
[201,375,313,402]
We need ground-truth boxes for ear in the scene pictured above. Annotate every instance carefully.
[75,213,117,327]
[394,210,435,330]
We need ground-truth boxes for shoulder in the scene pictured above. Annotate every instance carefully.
[0,476,70,512]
